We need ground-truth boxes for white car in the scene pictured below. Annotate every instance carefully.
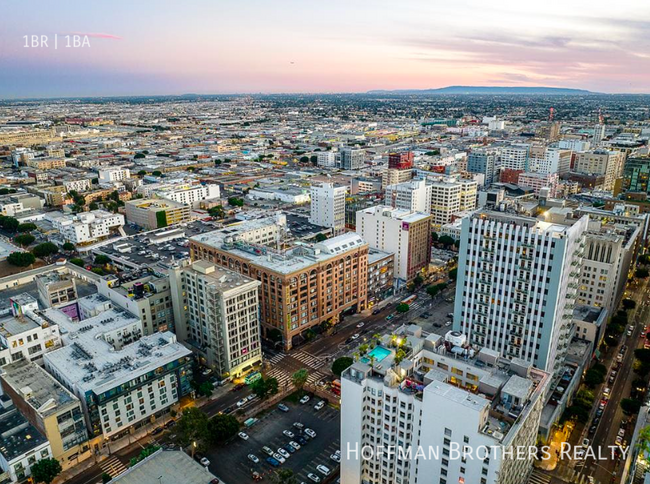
[305,428,317,438]
[293,422,305,430]
[307,473,321,483]
[262,446,274,456]
[618,428,625,437]
[356,322,365,328]
[248,454,259,463]
[330,452,341,462]
[283,430,295,438]
[200,457,210,467]
[239,432,249,440]
[289,440,301,450]
[314,400,325,411]
[316,464,331,476]
[351,333,360,340]
[277,448,290,459]
[300,395,311,404]
[273,453,286,464]
[236,398,247,408]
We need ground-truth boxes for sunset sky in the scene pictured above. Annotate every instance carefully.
[2,0,650,98]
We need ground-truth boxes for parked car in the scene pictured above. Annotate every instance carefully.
[278,403,289,412]
[300,395,311,404]
[582,438,590,447]
[236,398,248,408]
[356,322,365,328]
[266,457,280,467]
[314,400,325,411]
[305,428,317,438]
[248,454,260,463]
[239,432,249,440]
[284,444,296,454]
[283,430,295,438]
[289,440,301,450]
[307,473,321,483]
[372,308,381,315]
[262,446,274,456]
[273,453,286,464]
[277,448,290,459]
[330,452,341,463]
[296,436,308,446]
[293,422,305,430]
[200,457,210,467]
[316,465,331,476]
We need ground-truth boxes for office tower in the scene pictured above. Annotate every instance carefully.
[1,361,90,469]
[341,326,551,484]
[467,149,498,186]
[356,205,432,283]
[429,176,478,230]
[317,151,337,168]
[388,151,414,170]
[577,223,638,313]
[499,144,530,171]
[385,178,432,214]
[453,211,588,374]
[530,148,572,176]
[623,156,650,194]
[171,260,262,378]
[190,229,368,350]
[341,148,365,170]
[573,150,625,192]
[309,182,347,235]
[592,124,606,146]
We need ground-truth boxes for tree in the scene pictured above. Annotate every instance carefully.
[0,215,19,232]
[291,368,309,391]
[197,381,214,397]
[102,472,112,483]
[413,274,424,287]
[228,197,244,207]
[636,268,650,279]
[208,205,225,219]
[635,348,650,364]
[396,303,410,313]
[299,156,309,163]
[91,267,105,275]
[251,377,279,400]
[206,414,240,445]
[331,357,354,377]
[33,242,59,258]
[639,254,650,265]
[315,233,327,242]
[7,251,35,267]
[176,407,209,452]
[310,155,317,165]
[134,153,146,159]
[17,222,37,233]
[152,170,162,177]
[431,231,439,242]
[30,458,62,484]
[268,328,283,343]
[448,268,458,281]
[89,201,99,211]
[14,233,35,247]
[137,170,147,176]
[623,298,637,310]
[129,445,160,467]
[621,398,642,415]
[69,257,84,267]
[272,468,298,484]
[438,235,455,247]
[95,254,111,266]
[426,285,441,298]
[62,242,75,251]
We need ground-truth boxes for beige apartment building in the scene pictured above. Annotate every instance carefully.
[125,198,190,230]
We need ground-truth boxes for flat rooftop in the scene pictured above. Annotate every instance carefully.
[112,449,217,484]
[0,405,47,461]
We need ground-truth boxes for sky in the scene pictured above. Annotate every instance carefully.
[1,0,650,98]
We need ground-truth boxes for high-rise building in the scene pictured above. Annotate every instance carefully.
[623,156,650,194]
[573,150,625,192]
[309,182,346,235]
[592,124,606,146]
[356,206,432,283]
[467,149,499,186]
[190,228,368,349]
[341,325,551,484]
[385,178,432,214]
[382,167,413,188]
[428,176,478,230]
[453,211,588,374]
[499,144,530,171]
[516,172,559,197]
[170,260,262,378]
[388,151,414,170]
[530,148,572,176]
[340,148,366,170]
[317,151,337,168]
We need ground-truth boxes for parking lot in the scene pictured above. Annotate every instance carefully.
[206,398,340,483]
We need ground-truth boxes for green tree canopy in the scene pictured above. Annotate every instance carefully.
[7,251,35,267]
[176,407,209,450]
[396,303,410,313]
[636,268,649,279]
[622,298,637,310]
[448,268,458,281]
[208,205,225,219]
[94,254,111,266]
[438,235,455,247]
[30,458,62,484]
[291,368,309,391]
[33,242,59,258]
[206,414,240,445]
[69,257,84,267]
[17,222,37,233]
[228,197,244,207]
[62,242,75,251]
[332,357,354,377]
[272,468,298,484]
[13,233,35,247]
[251,377,279,400]
[0,215,19,232]
[621,398,642,415]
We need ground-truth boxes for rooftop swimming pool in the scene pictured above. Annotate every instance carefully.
[360,345,392,364]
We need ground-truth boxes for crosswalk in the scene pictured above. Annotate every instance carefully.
[527,470,551,484]
[264,350,329,389]
[267,353,286,365]
[291,351,326,370]
[100,456,127,478]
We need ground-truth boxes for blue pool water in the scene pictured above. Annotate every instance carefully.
[361,345,392,364]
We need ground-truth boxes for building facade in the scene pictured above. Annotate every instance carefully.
[309,182,346,235]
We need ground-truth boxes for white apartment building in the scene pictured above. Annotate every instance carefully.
[573,150,625,192]
[309,182,346,235]
[454,211,588,375]
[41,299,192,440]
[171,260,262,378]
[317,151,337,168]
[341,325,550,484]
[499,145,529,171]
[0,294,62,369]
[517,172,559,196]
[144,182,221,208]
[341,148,366,170]
[60,178,92,193]
[428,176,478,230]
[385,178,432,214]
[47,210,125,245]
[558,139,591,152]
[98,167,131,183]
[530,148,572,175]
[356,206,432,283]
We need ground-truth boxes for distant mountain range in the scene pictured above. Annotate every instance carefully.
[367,86,597,95]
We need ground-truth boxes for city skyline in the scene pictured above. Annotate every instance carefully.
[2,0,650,98]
